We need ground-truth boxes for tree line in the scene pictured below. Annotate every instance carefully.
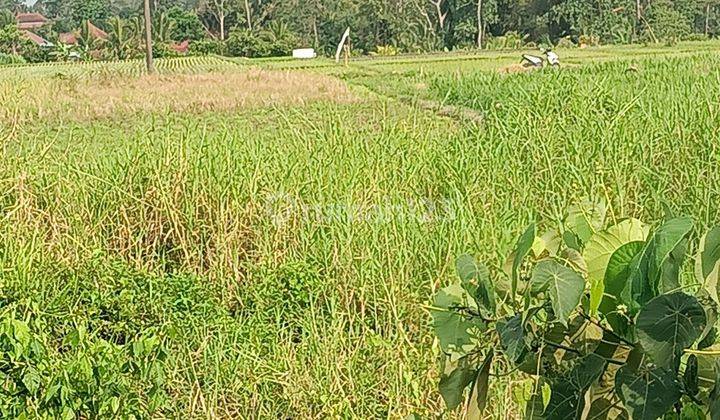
[1,0,719,63]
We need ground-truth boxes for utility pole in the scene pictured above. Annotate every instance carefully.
[143,0,155,74]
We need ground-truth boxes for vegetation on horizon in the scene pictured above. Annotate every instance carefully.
[1,0,720,64]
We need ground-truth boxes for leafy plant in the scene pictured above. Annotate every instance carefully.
[369,45,400,56]
[0,51,24,65]
[0,305,169,418]
[430,203,720,419]
[106,17,137,60]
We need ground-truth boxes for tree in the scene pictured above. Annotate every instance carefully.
[106,16,136,59]
[205,0,227,40]
[699,0,720,34]
[0,9,14,27]
[0,0,21,13]
[152,11,175,42]
[0,14,21,55]
[644,0,693,41]
[70,0,111,25]
[166,6,205,41]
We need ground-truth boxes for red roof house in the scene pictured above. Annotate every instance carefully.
[58,32,77,44]
[86,21,108,40]
[16,13,49,30]
[58,21,108,45]
[170,40,190,54]
[21,30,53,47]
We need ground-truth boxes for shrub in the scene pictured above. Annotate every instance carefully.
[165,6,205,42]
[152,42,178,59]
[226,25,297,58]
[226,29,266,58]
[643,0,692,43]
[683,33,709,42]
[485,31,528,50]
[0,307,168,418]
[369,45,399,56]
[189,39,226,56]
[555,36,576,48]
[578,34,601,47]
[430,200,720,418]
[0,52,25,65]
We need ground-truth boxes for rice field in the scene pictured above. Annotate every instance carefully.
[1,42,719,418]
[0,56,240,79]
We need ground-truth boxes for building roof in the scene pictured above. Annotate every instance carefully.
[16,13,47,24]
[21,30,53,47]
[16,12,48,30]
[58,21,108,45]
[86,21,108,40]
[170,40,190,54]
[58,32,77,44]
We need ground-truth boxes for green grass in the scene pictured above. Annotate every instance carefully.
[1,42,719,418]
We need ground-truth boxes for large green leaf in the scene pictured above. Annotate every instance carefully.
[496,314,528,364]
[544,353,606,420]
[541,228,563,256]
[696,226,720,306]
[684,354,699,397]
[615,364,681,420]
[439,355,477,410]
[456,254,487,283]
[511,223,536,296]
[586,398,628,420]
[621,217,693,314]
[621,250,654,315]
[518,316,602,376]
[431,283,484,354]
[466,352,493,420]
[524,390,547,420]
[564,199,607,244]
[636,292,706,371]
[601,241,645,338]
[456,255,496,318]
[646,217,693,292]
[531,260,585,326]
[583,218,648,315]
[560,248,587,276]
[603,241,645,303]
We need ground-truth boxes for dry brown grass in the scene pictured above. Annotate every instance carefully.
[1,68,357,124]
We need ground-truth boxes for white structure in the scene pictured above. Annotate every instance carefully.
[546,50,560,66]
[292,48,317,59]
[521,54,544,67]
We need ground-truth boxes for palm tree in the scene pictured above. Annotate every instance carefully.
[76,20,102,61]
[152,12,175,43]
[0,10,15,28]
[107,17,135,60]
[50,42,77,62]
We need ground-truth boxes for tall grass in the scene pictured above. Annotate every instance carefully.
[0,50,719,418]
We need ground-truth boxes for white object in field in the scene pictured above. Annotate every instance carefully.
[546,51,560,66]
[521,54,544,67]
[292,48,317,59]
[335,27,350,63]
